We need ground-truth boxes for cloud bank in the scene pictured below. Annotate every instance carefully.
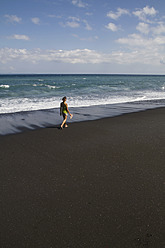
[0,44,164,67]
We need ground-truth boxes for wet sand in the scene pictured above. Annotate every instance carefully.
[0,108,165,248]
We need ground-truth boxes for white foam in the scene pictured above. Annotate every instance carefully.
[33,83,44,87]
[1,90,165,114]
[46,85,58,89]
[0,85,10,88]
[0,97,60,114]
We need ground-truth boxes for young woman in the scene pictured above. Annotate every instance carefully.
[60,96,73,129]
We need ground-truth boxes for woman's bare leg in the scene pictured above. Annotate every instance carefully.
[61,115,67,129]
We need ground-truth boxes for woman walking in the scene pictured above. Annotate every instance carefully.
[60,96,73,129]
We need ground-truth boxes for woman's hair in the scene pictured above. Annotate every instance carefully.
[62,96,67,101]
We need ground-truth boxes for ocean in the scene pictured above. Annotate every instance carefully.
[1,74,165,135]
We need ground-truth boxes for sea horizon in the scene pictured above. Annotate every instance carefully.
[1,73,165,76]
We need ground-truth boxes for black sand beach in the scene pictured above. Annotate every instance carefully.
[0,108,165,248]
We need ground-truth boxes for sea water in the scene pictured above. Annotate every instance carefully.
[0,74,165,135]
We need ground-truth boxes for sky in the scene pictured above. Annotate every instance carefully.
[1,0,165,74]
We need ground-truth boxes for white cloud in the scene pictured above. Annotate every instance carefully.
[9,34,30,40]
[0,48,105,64]
[60,16,80,28]
[31,17,40,25]
[117,34,145,47]
[69,16,80,22]
[5,14,22,23]
[66,21,80,28]
[136,22,150,34]
[107,8,130,20]
[117,33,165,48]
[143,6,157,15]
[0,48,28,64]
[154,36,165,45]
[71,0,87,8]
[152,22,165,34]
[117,34,147,46]
[61,17,91,29]
[160,58,165,65]
[133,6,157,22]
[106,23,119,32]
[83,20,92,30]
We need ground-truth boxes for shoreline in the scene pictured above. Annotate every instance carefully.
[0,100,164,136]
[1,107,165,247]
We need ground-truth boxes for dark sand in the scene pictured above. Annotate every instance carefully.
[0,108,165,248]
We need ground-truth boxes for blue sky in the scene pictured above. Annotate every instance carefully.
[1,0,165,74]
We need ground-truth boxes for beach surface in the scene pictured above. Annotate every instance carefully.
[1,108,165,248]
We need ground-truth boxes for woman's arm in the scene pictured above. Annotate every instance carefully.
[66,103,72,117]
[60,103,63,115]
